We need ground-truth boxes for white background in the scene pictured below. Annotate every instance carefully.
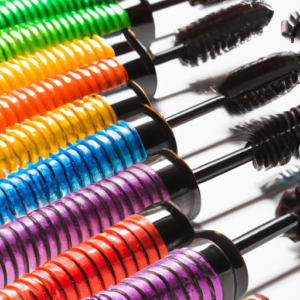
[150,0,300,298]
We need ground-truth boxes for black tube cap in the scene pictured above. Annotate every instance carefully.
[103,29,138,56]
[124,106,177,155]
[113,29,157,99]
[139,201,195,251]
[190,230,248,300]
[98,81,151,120]
[119,0,155,49]
[141,149,201,220]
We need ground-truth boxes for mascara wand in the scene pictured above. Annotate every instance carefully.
[0,16,279,138]
[193,103,300,183]
[6,192,298,300]
[3,100,300,281]
[262,165,300,195]
[1,60,296,180]
[0,0,235,64]
[3,100,300,285]
[0,47,296,175]
[167,51,300,127]
[0,0,274,102]
[3,81,300,221]
[282,11,300,43]
[86,202,300,300]
[108,0,273,96]
[151,0,274,66]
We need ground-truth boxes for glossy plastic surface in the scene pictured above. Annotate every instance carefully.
[0,58,128,129]
[0,121,146,223]
[125,105,177,155]
[0,94,118,176]
[0,0,117,29]
[197,231,248,300]
[101,81,151,121]
[0,4,130,61]
[0,163,169,287]
[104,29,138,56]
[0,35,116,91]
[140,201,195,251]
[119,0,155,49]
[114,29,157,98]
[85,248,222,300]
[144,150,200,220]
[0,215,168,299]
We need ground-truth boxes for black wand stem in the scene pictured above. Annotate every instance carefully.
[233,212,299,255]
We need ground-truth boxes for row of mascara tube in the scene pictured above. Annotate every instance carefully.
[0,0,278,298]
[0,150,279,299]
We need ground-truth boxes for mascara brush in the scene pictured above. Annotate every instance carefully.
[2,80,300,217]
[0,22,282,136]
[2,188,299,300]
[0,0,274,101]
[0,0,260,65]
[151,0,274,66]
[167,51,300,126]
[1,66,296,180]
[87,200,300,300]
[262,165,300,195]
[99,0,274,96]
[3,101,300,283]
[0,0,228,50]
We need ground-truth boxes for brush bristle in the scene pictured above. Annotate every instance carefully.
[232,106,300,170]
[276,186,300,242]
[219,51,300,114]
[281,12,300,42]
[175,0,274,66]
[224,70,299,115]
[189,0,224,5]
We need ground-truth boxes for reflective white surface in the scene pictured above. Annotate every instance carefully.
[151,1,300,298]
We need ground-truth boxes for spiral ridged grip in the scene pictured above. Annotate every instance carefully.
[0,0,115,30]
[0,163,169,288]
[0,58,127,131]
[0,35,116,93]
[0,121,147,222]
[84,248,223,300]
[232,105,300,170]
[0,93,119,175]
[0,4,130,62]
[0,214,169,297]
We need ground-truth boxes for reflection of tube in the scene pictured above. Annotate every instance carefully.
[262,165,300,195]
